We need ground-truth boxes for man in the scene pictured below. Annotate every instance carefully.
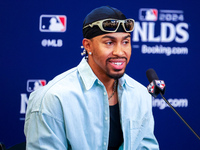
[24,6,159,150]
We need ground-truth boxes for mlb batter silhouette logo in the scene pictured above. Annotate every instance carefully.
[27,80,46,92]
[39,15,67,32]
[139,8,158,21]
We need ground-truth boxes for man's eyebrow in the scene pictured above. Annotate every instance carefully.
[101,34,131,40]
[101,35,116,40]
[123,35,131,39]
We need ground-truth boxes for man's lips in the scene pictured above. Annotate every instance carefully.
[107,58,127,70]
[111,62,124,66]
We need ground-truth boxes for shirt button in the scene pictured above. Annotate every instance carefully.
[105,117,108,120]
[104,92,107,95]
[104,142,106,146]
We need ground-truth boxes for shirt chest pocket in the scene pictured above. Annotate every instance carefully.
[127,117,148,149]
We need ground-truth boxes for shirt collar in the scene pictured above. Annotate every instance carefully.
[77,58,98,90]
[118,74,135,89]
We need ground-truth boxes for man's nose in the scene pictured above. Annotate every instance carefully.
[112,44,124,56]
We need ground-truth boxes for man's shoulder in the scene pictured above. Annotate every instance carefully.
[27,66,79,111]
[49,67,78,86]
[123,74,152,108]
[39,67,78,94]
[123,74,147,91]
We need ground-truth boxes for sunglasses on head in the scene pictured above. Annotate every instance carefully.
[83,18,135,32]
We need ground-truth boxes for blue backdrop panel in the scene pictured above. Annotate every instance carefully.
[1,0,200,149]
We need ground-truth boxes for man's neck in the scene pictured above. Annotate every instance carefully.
[95,74,119,106]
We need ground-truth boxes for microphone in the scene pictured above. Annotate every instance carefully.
[146,68,200,140]
[146,68,165,98]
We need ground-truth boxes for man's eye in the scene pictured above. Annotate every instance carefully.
[123,40,129,44]
[107,41,112,45]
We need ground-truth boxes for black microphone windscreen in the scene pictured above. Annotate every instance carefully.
[146,68,159,82]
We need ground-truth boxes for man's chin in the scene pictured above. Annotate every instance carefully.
[107,72,124,80]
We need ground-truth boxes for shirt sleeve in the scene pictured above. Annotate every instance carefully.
[25,112,68,150]
[24,92,69,150]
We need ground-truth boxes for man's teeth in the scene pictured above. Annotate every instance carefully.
[112,62,123,66]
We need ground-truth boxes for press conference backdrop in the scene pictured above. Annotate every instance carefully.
[1,0,200,149]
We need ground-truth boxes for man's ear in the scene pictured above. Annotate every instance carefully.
[82,38,93,54]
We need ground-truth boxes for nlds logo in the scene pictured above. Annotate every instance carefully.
[26,79,46,92]
[39,15,67,32]
[139,9,158,21]
[134,8,189,43]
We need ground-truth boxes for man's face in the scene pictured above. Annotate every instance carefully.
[86,32,132,80]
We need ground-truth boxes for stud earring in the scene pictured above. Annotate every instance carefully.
[89,52,92,55]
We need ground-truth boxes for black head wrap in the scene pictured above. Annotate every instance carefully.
[83,6,127,39]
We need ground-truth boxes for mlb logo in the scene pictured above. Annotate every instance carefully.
[139,8,158,21]
[147,82,155,94]
[27,80,46,92]
[155,80,165,90]
[39,15,67,32]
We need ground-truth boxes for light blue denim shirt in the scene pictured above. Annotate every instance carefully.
[24,58,159,150]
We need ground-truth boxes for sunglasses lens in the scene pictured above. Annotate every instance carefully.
[124,19,134,31]
[102,20,118,31]
[101,19,134,32]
